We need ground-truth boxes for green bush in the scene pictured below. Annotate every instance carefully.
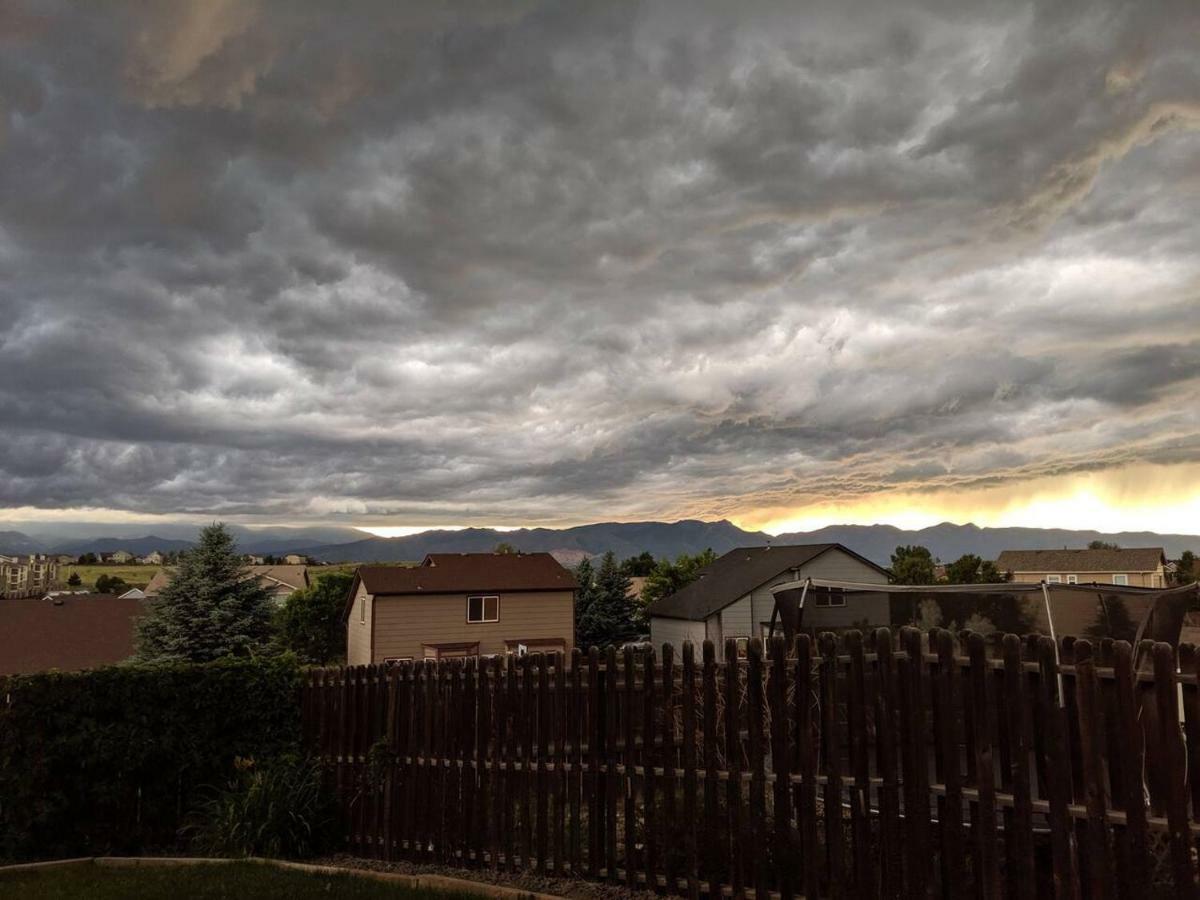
[0,657,303,862]
[184,753,334,859]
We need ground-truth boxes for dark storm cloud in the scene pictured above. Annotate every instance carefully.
[2,0,1199,525]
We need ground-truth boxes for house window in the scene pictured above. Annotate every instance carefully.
[734,637,750,659]
[467,594,500,623]
[1066,575,1078,584]
[1046,575,1062,584]
[383,657,412,665]
[359,597,366,623]
[1112,574,1129,586]
[814,587,846,607]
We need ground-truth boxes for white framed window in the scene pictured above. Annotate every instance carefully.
[383,657,412,664]
[467,594,499,623]
[1112,574,1129,586]
[359,596,366,623]
[1066,575,1078,584]
[1046,575,1062,584]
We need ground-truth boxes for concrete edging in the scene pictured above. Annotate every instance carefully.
[0,855,566,899]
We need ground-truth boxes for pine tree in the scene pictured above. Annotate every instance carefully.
[576,551,638,650]
[136,523,274,662]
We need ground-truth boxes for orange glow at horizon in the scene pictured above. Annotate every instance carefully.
[740,463,1200,535]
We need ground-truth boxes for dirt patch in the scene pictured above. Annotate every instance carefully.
[314,854,661,900]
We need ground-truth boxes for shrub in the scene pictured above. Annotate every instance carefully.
[0,656,303,862]
[184,753,334,859]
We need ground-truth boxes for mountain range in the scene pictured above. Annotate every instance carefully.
[3,519,1198,567]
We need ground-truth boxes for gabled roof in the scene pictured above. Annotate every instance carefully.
[995,547,1166,574]
[647,544,888,622]
[144,564,308,598]
[343,552,576,622]
[0,594,144,675]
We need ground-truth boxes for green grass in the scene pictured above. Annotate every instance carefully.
[0,861,482,900]
[58,565,160,590]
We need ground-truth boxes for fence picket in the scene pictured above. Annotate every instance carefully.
[302,632,1200,900]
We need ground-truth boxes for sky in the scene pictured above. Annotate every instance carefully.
[2,0,1199,536]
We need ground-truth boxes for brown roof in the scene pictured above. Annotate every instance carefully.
[345,552,576,621]
[995,547,1166,574]
[144,565,308,598]
[0,594,144,675]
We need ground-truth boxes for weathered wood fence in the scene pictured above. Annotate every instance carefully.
[302,628,1200,899]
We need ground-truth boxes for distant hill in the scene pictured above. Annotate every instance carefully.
[0,531,44,555]
[7,519,1199,567]
[773,523,1200,566]
[298,519,1200,566]
[297,519,769,563]
[51,535,196,556]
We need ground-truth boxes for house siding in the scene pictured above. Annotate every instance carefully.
[347,581,372,666]
[650,616,706,652]
[656,547,890,661]
[369,590,574,662]
[1010,570,1163,588]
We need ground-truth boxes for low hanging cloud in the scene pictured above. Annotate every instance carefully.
[1,0,1199,527]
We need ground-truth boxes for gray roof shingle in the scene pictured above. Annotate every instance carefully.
[995,547,1166,574]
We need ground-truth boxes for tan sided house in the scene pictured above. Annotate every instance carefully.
[995,547,1169,588]
[344,552,577,665]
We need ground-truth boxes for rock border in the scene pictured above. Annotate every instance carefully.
[0,855,564,900]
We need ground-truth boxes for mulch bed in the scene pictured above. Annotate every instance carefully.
[315,854,661,899]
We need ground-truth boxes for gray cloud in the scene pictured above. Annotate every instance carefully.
[2,0,1200,526]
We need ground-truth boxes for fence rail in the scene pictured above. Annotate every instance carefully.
[302,628,1200,899]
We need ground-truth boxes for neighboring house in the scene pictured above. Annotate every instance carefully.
[245,555,266,565]
[0,593,144,674]
[143,564,309,604]
[344,552,577,665]
[118,587,147,600]
[1,554,59,599]
[647,544,890,661]
[140,551,164,565]
[995,548,1169,588]
[283,554,306,565]
[102,550,135,564]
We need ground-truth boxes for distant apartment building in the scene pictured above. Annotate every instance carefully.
[1,555,60,599]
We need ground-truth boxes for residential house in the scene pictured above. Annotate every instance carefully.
[0,593,145,674]
[995,548,1169,588]
[139,551,164,565]
[647,544,890,660]
[245,555,266,566]
[143,564,309,604]
[1,554,60,599]
[118,587,147,600]
[284,554,306,565]
[344,552,576,665]
[101,550,135,564]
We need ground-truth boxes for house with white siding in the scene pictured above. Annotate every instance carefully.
[647,544,890,660]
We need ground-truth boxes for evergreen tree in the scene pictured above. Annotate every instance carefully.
[275,570,354,664]
[573,557,596,632]
[576,551,638,649]
[67,571,82,587]
[136,523,274,662]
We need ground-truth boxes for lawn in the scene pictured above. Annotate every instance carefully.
[0,861,483,900]
[57,565,160,591]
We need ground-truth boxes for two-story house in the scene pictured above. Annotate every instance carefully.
[647,543,890,660]
[995,547,1169,587]
[344,552,577,665]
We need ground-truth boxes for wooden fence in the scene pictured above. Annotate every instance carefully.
[302,628,1200,899]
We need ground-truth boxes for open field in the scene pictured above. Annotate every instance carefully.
[56,565,160,590]
[0,862,482,900]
